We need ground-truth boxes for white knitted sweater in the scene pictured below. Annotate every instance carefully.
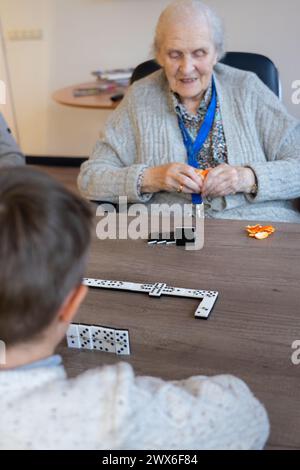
[78,64,300,223]
[0,362,269,450]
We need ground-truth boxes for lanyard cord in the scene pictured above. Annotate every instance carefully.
[177,77,217,204]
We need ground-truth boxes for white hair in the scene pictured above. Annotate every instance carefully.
[153,0,225,61]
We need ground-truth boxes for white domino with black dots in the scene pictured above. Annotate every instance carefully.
[78,324,93,350]
[66,323,131,355]
[91,325,116,353]
[66,324,80,349]
[114,330,130,355]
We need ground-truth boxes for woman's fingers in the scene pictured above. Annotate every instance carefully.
[177,174,202,193]
[202,176,229,196]
[151,163,252,197]
[202,165,239,197]
[203,179,235,197]
[147,163,205,194]
[177,165,203,193]
[182,166,203,184]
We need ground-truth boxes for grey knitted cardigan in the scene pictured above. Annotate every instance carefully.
[0,113,25,168]
[78,64,300,223]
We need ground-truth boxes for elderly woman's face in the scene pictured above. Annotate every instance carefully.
[157,20,217,106]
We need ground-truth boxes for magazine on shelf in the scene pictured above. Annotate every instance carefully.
[91,68,134,83]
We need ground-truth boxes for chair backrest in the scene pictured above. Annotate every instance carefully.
[220,52,280,97]
[130,52,280,97]
[130,60,161,84]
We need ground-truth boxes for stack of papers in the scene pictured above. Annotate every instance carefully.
[92,68,134,86]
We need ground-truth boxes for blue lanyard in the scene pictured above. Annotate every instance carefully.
[177,77,217,204]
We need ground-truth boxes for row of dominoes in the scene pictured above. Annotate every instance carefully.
[83,278,219,319]
[66,323,130,355]
[147,227,196,246]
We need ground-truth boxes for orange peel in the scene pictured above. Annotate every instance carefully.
[253,231,269,240]
[246,224,275,240]
[195,168,211,179]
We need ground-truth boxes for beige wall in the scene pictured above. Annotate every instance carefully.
[0,0,50,150]
[0,17,18,137]
[0,0,299,156]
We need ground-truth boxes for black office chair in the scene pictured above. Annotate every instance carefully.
[130,52,280,98]
[130,60,161,85]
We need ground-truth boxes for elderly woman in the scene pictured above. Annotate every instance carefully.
[78,0,300,223]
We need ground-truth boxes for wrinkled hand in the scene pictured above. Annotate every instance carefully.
[142,163,203,194]
[201,164,255,198]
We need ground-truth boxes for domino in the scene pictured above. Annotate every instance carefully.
[115,329,130,355]
[194,291,218,319]
[149,283,167,297]
[147,227,196,246]
[78,324,93,350]
[91,325,116,353]
[83,278,147,294]
[83,278,219,319]
[66,323,131,355]
[66,323,80,349]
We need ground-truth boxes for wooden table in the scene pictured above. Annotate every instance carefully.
[52,81,127,109]
[56,211,300,450]
[30,165,81,194]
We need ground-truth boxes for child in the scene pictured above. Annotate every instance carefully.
[0,167,269,450]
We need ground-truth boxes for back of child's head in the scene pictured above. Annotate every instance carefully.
[0,167,93,346]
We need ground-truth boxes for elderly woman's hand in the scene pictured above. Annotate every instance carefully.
[142,163,203,194]
[201,164,256,198]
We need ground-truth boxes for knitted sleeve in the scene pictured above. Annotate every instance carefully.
[0,113,25,168]
[115,364,269,450]
[243,74,300,204]
[77,89,152,204]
